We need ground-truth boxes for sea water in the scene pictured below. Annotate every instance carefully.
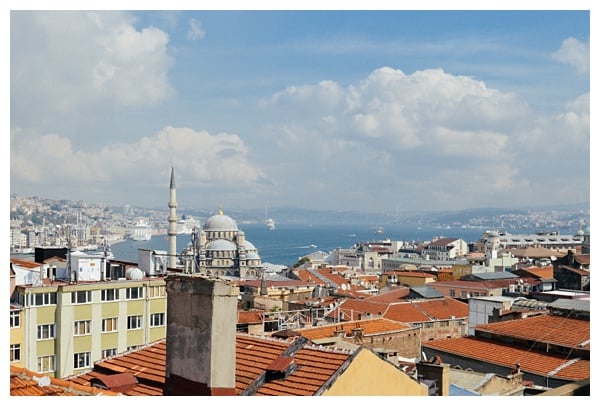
[109,223,495,267]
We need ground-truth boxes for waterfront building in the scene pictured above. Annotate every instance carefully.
[475,230,583,253]
[421,237,468,261]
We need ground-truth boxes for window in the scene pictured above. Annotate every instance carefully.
[150,313,165,327]
[74,352,91,369]
[126,287,143,300]
[74,320,91,336]
[127,345,141,352]
[71,291,92,304]
[37,324,55,340]
[38,355,55,373]
[10,310,20,328]
[101,288,119,302]
[10,344,21,362]
[449,289,455,298]
[424,322,434,328]
[33,292,57,306]
[148,285,165,298]
[102,348,117,358]
[102,317,118,333]
[127,315,142,330]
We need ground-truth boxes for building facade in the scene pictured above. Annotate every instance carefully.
[10,277,167,379]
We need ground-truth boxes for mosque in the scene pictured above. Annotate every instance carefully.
[166,167,264,279]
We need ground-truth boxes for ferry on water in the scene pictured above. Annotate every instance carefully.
[129,218,152,241]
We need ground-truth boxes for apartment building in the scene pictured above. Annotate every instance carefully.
[10,251,168,379]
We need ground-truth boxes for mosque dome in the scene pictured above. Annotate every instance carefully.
[206,239,237,251]
[242,241,257,250]
[204,208,238,231]
[246,252,261,260]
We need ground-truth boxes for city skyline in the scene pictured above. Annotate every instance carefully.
[8,4,591,214]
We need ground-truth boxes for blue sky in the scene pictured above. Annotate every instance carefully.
[8,4,592,214]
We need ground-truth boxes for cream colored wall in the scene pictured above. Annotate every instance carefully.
[397,275,436,286]
[323,349,428,396]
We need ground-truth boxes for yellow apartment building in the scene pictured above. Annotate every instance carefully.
[10,277,167,379]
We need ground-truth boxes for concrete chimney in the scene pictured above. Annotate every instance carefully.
[164,274,239,395]
[418,357,450,396]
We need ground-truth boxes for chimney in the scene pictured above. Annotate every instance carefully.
[418,357,450,396]
[164,274,239,395]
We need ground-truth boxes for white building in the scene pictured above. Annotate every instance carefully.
[421,237,468,261]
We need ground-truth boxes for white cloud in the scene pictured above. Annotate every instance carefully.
[256,67,589,210]
[552,37,589,75]
[187,18,205,40]
[10,126,269,204]
[11,11,174,121]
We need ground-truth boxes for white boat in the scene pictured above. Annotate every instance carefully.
[265,205,275,230]
[129,218,152,241]
[177,215,200,234]
[374,226,384,235]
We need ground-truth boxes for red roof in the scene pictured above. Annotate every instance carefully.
[297,318,413,341]
[10,258,41,269]
[10,366,120,396]
[384,298,468,323]
[474,314,590,350]
[70,334,358,396]
[238,310,264,324]
[423,337,589,381]
[364,286,410,303]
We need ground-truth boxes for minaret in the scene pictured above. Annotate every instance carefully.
[168,167,178,268]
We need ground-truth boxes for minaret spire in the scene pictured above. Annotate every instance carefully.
[168,166,178,269]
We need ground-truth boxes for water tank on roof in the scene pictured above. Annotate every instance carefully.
[125,267,144,280]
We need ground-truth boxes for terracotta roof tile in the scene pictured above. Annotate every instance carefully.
[557,266,590,276]
[574,254,590,265]
[382,298,468,323]
[238,310,264,324]
[364,286,410,303]
[384,302,431,323]
[314,268,349,285]
[423,337,589,381]
[426,237,461,247]
[474,314,590,349]
[10,366,120,396]
[412,297,469,320]
[296,318,412,341]
[516,265,554,279]
[10,258,41,269]
[71,334,356,396]
[330,299,389,319]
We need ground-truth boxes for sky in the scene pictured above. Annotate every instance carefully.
[7,2,593,215]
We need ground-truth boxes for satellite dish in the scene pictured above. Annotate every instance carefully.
[341,283,347,291]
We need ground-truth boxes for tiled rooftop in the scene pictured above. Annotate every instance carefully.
[238,310,264,324]
[363,286,410,303]
[295,318,413,341]
[10,258,41,268]
[10,366,120,396]
[69,334,357,396]
[385,298,469,323]
[474,314,590,350]
[517,265,554,279]
[423,336,589,381]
